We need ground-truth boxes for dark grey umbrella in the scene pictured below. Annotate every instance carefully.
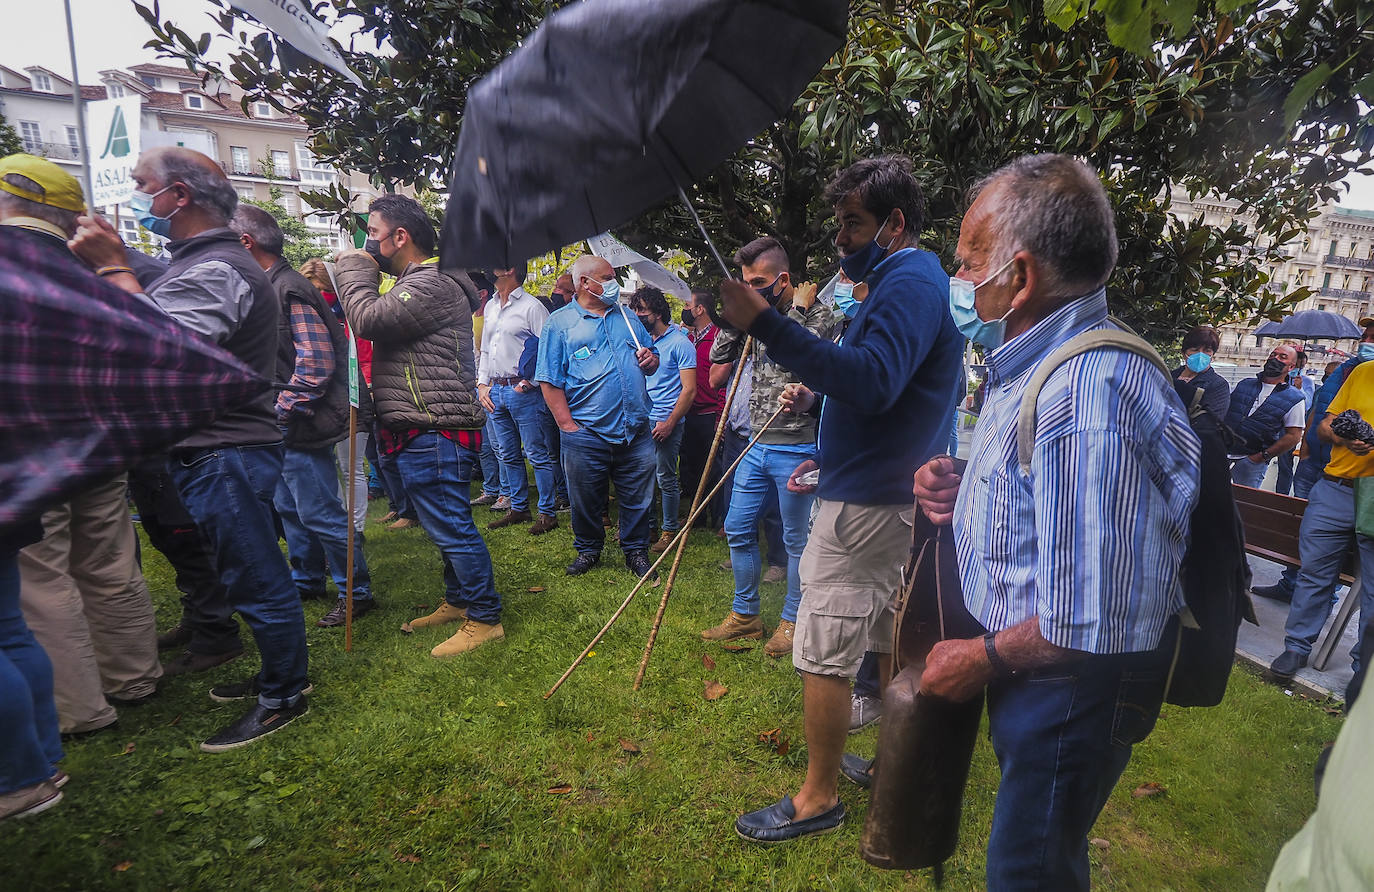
[1255,309,1363,341]
[440,0,848,273]
[1252,319,1280,344]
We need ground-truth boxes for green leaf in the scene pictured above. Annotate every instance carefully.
[1355,73,1374,105]
[1043,0,1084,30]
[1283,63,1333,130]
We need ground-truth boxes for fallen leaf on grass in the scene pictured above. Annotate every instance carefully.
[701,654,716,670]
[396,854,421,863]
[1322,705,1343,716]
[756,728,789,754]
[1132,782,1166,799]
[619,738,640,754]
[478,843,490,850]
[703,680,728,701]
[721,643,752,652]
[1090,838,1110,850]
[586,732,595,742]
[547,784,573,795]
[120,742,135,755]
[527,586,545,593]
[167,714,181,727]
[113,862,132,872]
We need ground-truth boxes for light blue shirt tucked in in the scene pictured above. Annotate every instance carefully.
[535,301,655,444]
[644,326,696,423]
[953,289,1201,654]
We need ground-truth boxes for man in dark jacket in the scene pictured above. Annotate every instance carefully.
[334,195,504,658]
[232,205,374,629]
[69,146,310,753]
[1226,344,1304,488]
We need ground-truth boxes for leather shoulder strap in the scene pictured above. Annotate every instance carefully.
[1016,329,1171,474]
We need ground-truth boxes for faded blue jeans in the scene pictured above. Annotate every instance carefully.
[725,442,815,623]
[489,384,557,516]
[1230,455,1270,488]
[654,420,686,533]
[275,444,372,602]
[0,547,63,794]
[1284,478,1374,671]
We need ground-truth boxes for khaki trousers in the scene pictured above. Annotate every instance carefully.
[18,475,162,733]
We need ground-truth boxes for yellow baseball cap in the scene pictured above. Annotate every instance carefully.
[0,153,85,212]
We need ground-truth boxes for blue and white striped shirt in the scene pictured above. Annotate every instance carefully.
[953,290,1201,654]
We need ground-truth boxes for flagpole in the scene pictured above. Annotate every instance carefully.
[61,0,96,214]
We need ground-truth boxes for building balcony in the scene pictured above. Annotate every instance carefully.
[23,141,81,161]
[1318,286,1371,301]
[218,160,299,181]
[1324,254,1374,270]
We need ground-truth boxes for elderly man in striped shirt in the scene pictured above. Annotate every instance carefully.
[914,154,1201,890]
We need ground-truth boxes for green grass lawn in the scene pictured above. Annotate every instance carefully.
[2,494,1343,890]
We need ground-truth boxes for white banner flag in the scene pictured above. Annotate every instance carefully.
[85,96,143,208]
[232,1,364,87]
[588,232,692,304]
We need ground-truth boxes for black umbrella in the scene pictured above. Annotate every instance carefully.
[441,0,848,274]
[1254,309,1363,341]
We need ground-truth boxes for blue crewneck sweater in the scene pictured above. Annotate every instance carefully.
[747,248,963,505]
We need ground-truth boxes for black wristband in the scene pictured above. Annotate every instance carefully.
[984,632,1015,679]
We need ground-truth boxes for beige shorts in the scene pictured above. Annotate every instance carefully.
[793,499,912,679]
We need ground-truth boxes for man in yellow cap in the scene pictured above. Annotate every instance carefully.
[0,153,165,740]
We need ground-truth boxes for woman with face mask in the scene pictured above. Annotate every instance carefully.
[1174,325,1231,419]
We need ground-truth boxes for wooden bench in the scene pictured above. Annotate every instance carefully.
[1232,483,1361,672]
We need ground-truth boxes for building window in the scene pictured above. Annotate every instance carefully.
[230,146,250,175]
[138,74,160,89]
[31,72,52,92]
[106,82,126,98]
[271,150,291,178]
[65,126,79,159]
[1323,272,1332,289]
[295,140,334,185]
[19,121,41,153]
[178,81,197,92]
[255,101,273,118]
[280,192,297,215]
[235,186,255,200]
[184,94,203,110]
[1344,275,1353,289]
[1330,239,1339,257]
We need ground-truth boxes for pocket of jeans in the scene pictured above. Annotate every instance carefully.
[1111,672,1164,748]
[176,449,219,470]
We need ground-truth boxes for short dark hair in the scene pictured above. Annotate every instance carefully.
[507,260,528,282]
[230,203,284,256]
[732,236,789,273]
[369,194,436,256]
[629,285,670,325]
[1181,325,1220,353]
[1294,349,1307,370]
[823,154,927,236]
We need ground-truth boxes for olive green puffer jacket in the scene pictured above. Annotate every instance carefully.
[335,254,486,432]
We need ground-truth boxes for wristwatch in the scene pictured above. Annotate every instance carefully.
[983,632,1016,680]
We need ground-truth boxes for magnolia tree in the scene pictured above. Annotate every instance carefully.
[135,0,1374,342]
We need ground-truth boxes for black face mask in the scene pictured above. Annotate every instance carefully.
[756,273,784,306]
[364,235,391,272]
[636,313,656,331]
[1263,358,1287,379]
[680,308,695,326]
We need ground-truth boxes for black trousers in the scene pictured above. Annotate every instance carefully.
[679,412,723,528]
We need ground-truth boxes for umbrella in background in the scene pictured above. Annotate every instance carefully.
[0,237,269,535]
[441,0,848,275]
[1253,309,1364,341]
[1252,319,1280,344]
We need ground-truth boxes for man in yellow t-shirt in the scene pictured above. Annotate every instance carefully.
[1271,360,1374,688]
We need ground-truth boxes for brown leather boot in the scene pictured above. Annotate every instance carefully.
[528,514,558,535]
[700,611,763,641]
[763,620,795,658]
[488,509,532,529]
[649,530,676,554]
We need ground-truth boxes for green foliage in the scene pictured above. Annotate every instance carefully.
[132,0,1374,345]
[0,113,22,157]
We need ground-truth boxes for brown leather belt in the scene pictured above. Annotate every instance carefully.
[1323,473,1356,488]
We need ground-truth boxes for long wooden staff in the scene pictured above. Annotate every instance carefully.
[344,405,358,652]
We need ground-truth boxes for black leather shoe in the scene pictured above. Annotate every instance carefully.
[200,699,309,753]
[735,795,846,844]
[566,553,601,576]
[316,598,376,628]
[1269,649,1308,681]
[1252,582,1293,604]
[839,753,874,789]
[624,551,657,581]
[161,647,243,676]
[157,624,191,651]
[209,676,314,703]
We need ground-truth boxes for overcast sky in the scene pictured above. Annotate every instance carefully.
[3,0,1372,209]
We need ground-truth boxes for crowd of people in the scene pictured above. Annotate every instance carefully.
[1,142,1370,889]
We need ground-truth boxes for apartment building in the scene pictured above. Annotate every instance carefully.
[1170,190,1374,365]
[0,61,392,251]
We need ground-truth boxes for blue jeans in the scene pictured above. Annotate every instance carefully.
[275,445,372,602]
[538,405,569,502]
[490,384,557,515]
[1274,459,1331,596]
[0,548,63,794]
[392,433,502,625]
[1275,449,1296,495]
[721,429,786,567]
[374,434,415,519]
[479,420,502,498]
[986,642,1171,890]
[1284,478,1374,671]
[1230,455,1269,488]
[854,651,881,699]
[169,443,308,708]
[561,426,656,555]
[725,442,816,623]
[654,421,686,532]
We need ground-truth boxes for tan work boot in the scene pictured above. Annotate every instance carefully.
[649,530,676,554]
[388,516,418,530]
[761,565,787,585]
[431,620,505,658]
[763,620,796,658]
[401,602,467,634]
[700,611,763,642]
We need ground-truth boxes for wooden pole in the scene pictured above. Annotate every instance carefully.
[344,405,357,652]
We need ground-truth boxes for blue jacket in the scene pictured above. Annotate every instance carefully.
[1225,375,1304,455]
[1305,356,1365,470]
[747,248,963,505]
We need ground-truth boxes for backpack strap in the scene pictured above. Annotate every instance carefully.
[1015,329,1172,475]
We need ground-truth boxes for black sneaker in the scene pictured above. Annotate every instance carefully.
[1268,649,1308,681]
[553,496,572,513]
[565,553,601,576]
[316,598,376,628]
[625,551,658,581]
[209,677,314,703]
[200,699,309,753]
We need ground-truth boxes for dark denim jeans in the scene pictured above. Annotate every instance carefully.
[393,433,502,625]
[985,641,1171,891]
[561,426,656,555]
[169,443,308,708]
[490,384,557,515]
[0,549,63,794]
[653,420,686,532]
[538,406,570,501]
[275,445,372,602]
[374,430,415,520]
[479,419,503,499]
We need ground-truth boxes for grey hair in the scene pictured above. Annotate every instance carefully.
[968,154,1118,298]
[152,153,238,223]
[569,253,610,285]
[0,173,79,234]
[230,203,284,256]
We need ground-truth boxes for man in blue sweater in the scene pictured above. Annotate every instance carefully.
[724,155,963,843]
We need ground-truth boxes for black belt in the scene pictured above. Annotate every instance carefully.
[488,376,522,386]
[1323,473,1356,488]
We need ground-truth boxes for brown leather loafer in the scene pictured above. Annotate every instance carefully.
[488,510,531,530]
[528,514,558,535]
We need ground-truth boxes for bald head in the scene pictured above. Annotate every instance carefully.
[133,146,238,225]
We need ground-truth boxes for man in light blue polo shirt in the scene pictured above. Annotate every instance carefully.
[536,255,660,579]
[628,286,698,554]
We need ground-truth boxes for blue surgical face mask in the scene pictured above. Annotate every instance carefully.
[130,184,178,237]
[838,219,895,284]
[594,276,620,306]
[1186,352,1212,374]
[948,257,1016,349]
[833,281,859,318]
[1359,343,1374,362]
[1289,368,1302,381]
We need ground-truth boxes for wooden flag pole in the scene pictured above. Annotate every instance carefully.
[344,405,357,652]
